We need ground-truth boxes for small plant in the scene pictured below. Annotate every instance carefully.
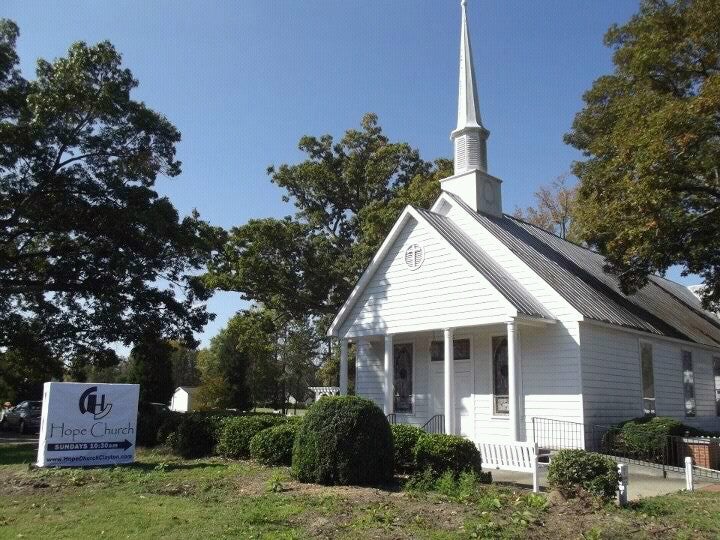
[153,462,170,472]
[547,449,620,500]
[405,468,436,492]
[413,433,482,477]
[266,471,286,493]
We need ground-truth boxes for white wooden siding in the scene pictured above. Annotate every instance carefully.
[440,199,581,323]
[340,217,511,338]
[355,340,384,410]
[521,322,584,444]
[580,323,720,433]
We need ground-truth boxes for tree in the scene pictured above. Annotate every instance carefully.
[168,341,201,388]
[0,20,222,362]
[565,0,720,309]
[196,310,276,411]
[65,349,121,382]
[206,114,450,327]
[127,337,175,404]
[513,174,581,242]
[0,331,63,401]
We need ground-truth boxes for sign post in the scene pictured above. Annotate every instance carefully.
[37,382,140,467]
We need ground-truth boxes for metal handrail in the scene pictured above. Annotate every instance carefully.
[386,413,397,425]
[532,416,585,450]
[422,414,445,434]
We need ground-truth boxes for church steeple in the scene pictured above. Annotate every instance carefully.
[440,0,502,216]
[451,0,489,174]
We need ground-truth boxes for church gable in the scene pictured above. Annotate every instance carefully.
[338,214,512,338]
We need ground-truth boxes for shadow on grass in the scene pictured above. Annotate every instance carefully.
[128,461,227,472]
[0,444,37,465]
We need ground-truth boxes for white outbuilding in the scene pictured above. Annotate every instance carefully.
[169,386,199,413]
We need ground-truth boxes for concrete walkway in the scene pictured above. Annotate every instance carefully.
[489,463,718,500]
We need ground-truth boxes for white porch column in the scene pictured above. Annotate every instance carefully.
[384,334,394,415]
[339,339,349,396]
[507,320,520,442]
[444,328,456,435]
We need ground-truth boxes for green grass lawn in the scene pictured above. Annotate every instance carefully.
[1,444,718,539]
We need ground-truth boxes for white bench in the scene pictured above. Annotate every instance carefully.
[477,440,545,492]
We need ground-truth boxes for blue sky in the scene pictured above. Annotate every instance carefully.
[5,0,694,348]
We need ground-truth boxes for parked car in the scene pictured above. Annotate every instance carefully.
[1,401,42,434]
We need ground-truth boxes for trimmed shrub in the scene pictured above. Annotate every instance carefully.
[136,403,184,447]
[547,449,619,500]
[414,433,482,477]
[292,396,393,486]
[156,413,183,445]
[250,422,300,466]
[391,424,425,473]
[168,413,218,458]
[136,402,164,447]
[217,415,287,459]
[603,416,702,462]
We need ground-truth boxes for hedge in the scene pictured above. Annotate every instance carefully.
[602,416,703,461]
[217,415,287,459]
[292,396,393,486]
[250,422,300,466]
[391,424,425,474]
[413,433,482,477]
[547,449,619,500]
[168,413,219,458]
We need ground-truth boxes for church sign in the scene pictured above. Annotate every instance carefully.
[36,382,140,467]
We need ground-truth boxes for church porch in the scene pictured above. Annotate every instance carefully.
[338,318,563,444]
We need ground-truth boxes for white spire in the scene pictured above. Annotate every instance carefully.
[451,0,489,175]
[440,0,502,216]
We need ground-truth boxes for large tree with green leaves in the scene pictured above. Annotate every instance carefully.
[206,114,451,327]
[565,0,720,309]
[0,20,221,362]
[127,336,175,404]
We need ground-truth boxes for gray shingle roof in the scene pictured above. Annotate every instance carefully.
[444,192,720,348]
[415,208,553,320]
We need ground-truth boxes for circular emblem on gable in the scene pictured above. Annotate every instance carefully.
[404,243,424,270]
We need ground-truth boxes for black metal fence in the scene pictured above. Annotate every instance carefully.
[531,417,585,450]
[422,414,445,434]
[591,424,720,480]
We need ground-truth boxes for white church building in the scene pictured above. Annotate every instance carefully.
[328,0,720,447]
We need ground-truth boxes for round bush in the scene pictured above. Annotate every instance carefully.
[292,396,393,486]
[391,424,425,474]
[169,413,217,458]
[547,449,619,500]
[217,415,287,459]
[250,422,300,466]
[414,434,482,477]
